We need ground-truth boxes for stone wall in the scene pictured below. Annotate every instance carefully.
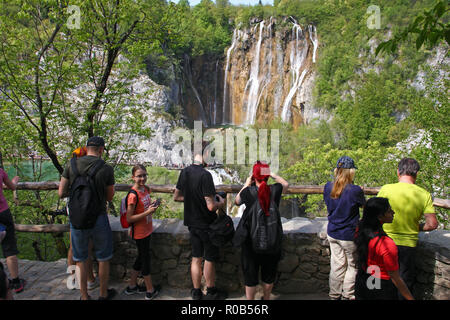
[108,216,450,299]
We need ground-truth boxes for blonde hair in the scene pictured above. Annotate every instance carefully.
[330,168,356,199]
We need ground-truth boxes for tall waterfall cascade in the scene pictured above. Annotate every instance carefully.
[222,18,319,126]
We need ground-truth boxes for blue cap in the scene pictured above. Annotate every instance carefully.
[336,156,357,169]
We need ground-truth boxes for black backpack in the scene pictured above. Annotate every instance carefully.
[248,185,283,254]
[208,213,235,247]
[68,157,105,230]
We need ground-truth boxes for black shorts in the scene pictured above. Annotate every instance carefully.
[133,234,152,276]
[0,209,19,258]
[188,227,219,262]
[241,242,281,287]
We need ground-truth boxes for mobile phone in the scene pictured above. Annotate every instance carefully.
[153,198,162,207]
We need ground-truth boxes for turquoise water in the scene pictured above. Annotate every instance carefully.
[3,160,61,181]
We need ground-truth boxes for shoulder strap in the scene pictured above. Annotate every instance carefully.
[86,159,105,178]
[126,189,139,207]
[126,189,138,240]
[248,185,258,201]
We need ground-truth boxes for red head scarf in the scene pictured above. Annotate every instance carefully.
[252,161,271,216]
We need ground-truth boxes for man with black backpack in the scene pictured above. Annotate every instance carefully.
[234,161,288,300]
[58,136,116,300]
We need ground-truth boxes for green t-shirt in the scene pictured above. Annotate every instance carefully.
[377,182,435,247]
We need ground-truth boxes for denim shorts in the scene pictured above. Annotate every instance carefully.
[70,214,113,262]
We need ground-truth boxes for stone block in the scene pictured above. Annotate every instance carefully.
[299,262,317,273]
[314,272,329,280]
[167,266,191,288]
[162,259,178,270]
[318,264,330,274]
[153,244,176,259]
[218,262,237,275]
[292,267,311,280]
[171,245,181,256]
[277,254,299,273]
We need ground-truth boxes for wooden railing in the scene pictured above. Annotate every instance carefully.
[8,181,450,233]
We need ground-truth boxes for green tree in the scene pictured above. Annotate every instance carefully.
[376,0,449,56]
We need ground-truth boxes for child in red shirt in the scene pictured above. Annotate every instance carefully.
[354,197,414,300]
[124,164,161,300]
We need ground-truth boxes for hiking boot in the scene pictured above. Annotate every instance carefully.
[124,284,147,295]
[9,278,26,293]
[203,287,228,300]
[145,284,161,300]
[191,288,203,300]
[98,288,117,300]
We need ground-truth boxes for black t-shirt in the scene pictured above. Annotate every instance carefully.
[62,155,115,214]
[240,183,283,220]
[176,164,217,229]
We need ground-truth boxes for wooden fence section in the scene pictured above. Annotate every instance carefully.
[8,181,450,233]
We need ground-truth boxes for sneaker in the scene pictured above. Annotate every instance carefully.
[98,288,117,300]
[9,278,26,293]
[203,287,228,300]
[124,284,146,295]
[191,288,203,300]
[145,285,161,300]
[87,277,99,290]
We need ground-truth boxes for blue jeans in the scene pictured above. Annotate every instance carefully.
[70,214,113,262]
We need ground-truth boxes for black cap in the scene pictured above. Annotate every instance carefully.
[336,156,357,169]
[86,136,105,147]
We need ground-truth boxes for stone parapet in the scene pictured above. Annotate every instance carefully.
[108,216,449,299]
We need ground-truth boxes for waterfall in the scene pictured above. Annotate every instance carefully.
[219,18,318,126]
[213,60,219,125]
[222,29,238,124]
[243,21,265,125]
[281,23,309,122]
[308,25,318,63]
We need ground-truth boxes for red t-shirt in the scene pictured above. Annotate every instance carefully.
[128,186,153,239]
[367,235,399,280]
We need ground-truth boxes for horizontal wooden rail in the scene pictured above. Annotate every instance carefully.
[6,182,449,233]
[14,224,69,233]
[11,181,449,209]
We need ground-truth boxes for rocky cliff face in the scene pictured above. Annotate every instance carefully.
[181,17,320,128]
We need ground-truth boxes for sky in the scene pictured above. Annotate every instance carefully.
[171,0,274,6]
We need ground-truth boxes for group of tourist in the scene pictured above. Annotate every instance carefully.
[0,136,438,300]
[324,156,437,300]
